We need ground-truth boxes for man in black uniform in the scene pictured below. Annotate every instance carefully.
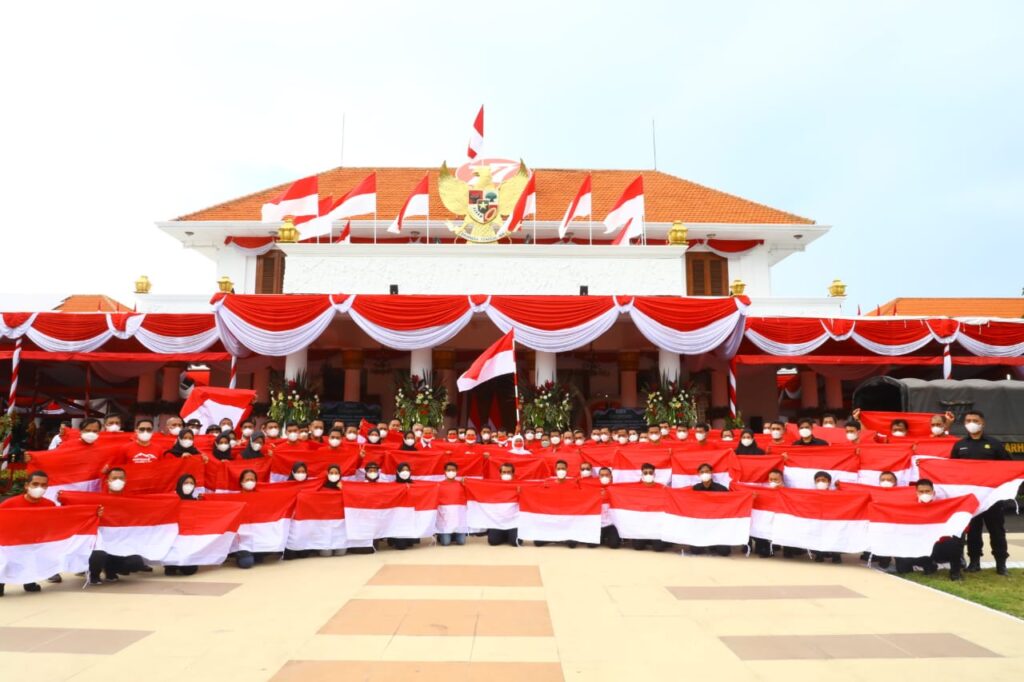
[791,418,829,447]
[951,410,1010,575]
[690,463,731,556]
[893,479,965,581]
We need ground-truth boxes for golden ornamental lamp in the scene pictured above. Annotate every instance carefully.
[134,275,151,294]
[217,276,234,293]
[667,220,688,245]
[277,216,300,243]
[828,278,847,297]
[729,279,746,296]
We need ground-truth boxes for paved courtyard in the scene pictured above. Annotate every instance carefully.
[2,534,1023,682]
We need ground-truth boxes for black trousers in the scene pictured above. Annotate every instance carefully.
[967,505,1008,561]
[89,551,145,581]
[601,525,622,549]
[895,537,964,573]
[487,528,518,546]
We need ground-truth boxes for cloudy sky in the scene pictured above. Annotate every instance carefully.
[1,1,1020,311]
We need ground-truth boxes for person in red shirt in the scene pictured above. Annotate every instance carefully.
[0,471,56,596]
[116,418,166,465]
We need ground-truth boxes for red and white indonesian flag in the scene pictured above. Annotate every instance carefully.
[464,478,523,530]
[180,387,255,431]
[388,174,429,234]
[204,458,273,493]
[162,501,246,567]
[611,449,672,485]
[856,410,936,439]
[467,105,484,159]
[205,488,298,553]
[662,489,753,547]
[29,443,119,500]
[670,449,738,488]
[342,483,438,540]
[856,445,916,486]
[771,489,870,553]
[738,484,786,541]
[270,449,359,483]
[381,450,487,483]
[603,175,644,244]
[436,480,469,534]
[60,492,179,561]
[119,458,206,495]
[736,455,786,485]
[0,506,98,584]
[485,454,551,481]
[782,448,860,489]
[605,483,668,540]
[499,172,536,235]
[558,174,592,238]
[458,330,516,391]
[517,484,602,544]
[917,459,1024,514]
[261,175,319,222]
[867,495,977,558]
[307,173,377,238]
[286,491,368,551]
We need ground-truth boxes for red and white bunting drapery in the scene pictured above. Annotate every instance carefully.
[0,313,220,354]
[224,236,277,257]
[744,317,1024,358]
[209,294,751,357]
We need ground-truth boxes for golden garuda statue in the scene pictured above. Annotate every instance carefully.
[438,160,530,243]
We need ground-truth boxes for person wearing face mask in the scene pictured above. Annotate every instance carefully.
[104,415,124,433]
[810,471,842,564]
[547,431,563,450]
[719,428,735,443]
[844,420,862,444]
[820,413,838,429]
[116,419,165,465]
[487,463,519,546]
[878,471,898,488]
[689,463,731,556]
[734,429,765,455]
[437,462,468,547]
[386,463,418,550]
[479,428,492,444]
[579,462,593,479]
[237,420,255,445]
[308,420,325,443]
[0,471,59,596]
[658,422,671,438]
[888,419,910,439]
[645,427,662,444]
[262,419,282,441]
[418,426,435,449]
[398,431,417,451]
[929,414,948,437]
[692,424,710,445]
[76,418,103,447]
[234,470,262,569]
[240,433,265,459]
[323,428,345,452]
[364,461,382,483]
[632,464,670,552]
[768,421,787,447]
[495,430,510,447]
[345,427,361,444]
[893,479,965,581]
[594,466,623,549]
[552,460,571,483]
[282,424,303,445]
[218,419,234,434]
[366,429,383,446]
[283,463,315,560]
[752,469,786,558]
[88,469,150,584]
[164,474,201,577]
[509,434,531,455]
[322,464,343,490]
[674,424,690,442]
[444,428,460,445]
[952,410,1010,575]
[462,428,478,446]
[626,429,640,444]
[792,418,828,447]
[212,433,234,461]
[164,416,184,437]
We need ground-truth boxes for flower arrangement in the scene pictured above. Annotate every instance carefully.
[268,371,320,426]
[521,380,573,432]
[394,373,447,430]
[644,375,698,426]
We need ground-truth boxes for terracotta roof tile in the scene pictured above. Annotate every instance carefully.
[56,295,133,312]
[177,167,814,225]
[870,298,1024,319]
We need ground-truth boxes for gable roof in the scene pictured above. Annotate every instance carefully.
[177,167,814,225]
[870,298,1024,319]
[56,295,133,312]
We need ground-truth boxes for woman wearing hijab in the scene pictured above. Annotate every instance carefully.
[734,429,765,455]
[366,428,383,446]
[400,431,418,451]
[211,433,234,461]
[240,433,265,459]
[235,469,260,569]
[387,462,417,550]
[322,464,342,490]
[166,474,200,577]
[283,462,314,560]
[165,429,202,458]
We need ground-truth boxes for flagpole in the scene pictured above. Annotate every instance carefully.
[511,337,522,433]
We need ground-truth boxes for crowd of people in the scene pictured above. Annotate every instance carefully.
[0,407,1014,598]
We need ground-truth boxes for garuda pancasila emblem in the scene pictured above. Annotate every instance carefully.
[438,160,530,243]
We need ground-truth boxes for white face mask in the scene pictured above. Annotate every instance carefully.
[242,427,253,437]
[628,434,639,443]
[891,430,906,438]
[660,428,669,436]
[293,472,307,482]
[241,480,256,491]
[879,480,895,488]
[368,436,380,444]
[404,438,415,447]
[591,434,600,442]
[169,426,182,436]
[327,473,341,483]
[580,469,592,478]
[181,483,195,496]
[918,493,934,503]
[27,485,47,499]
[398,471,411,481]
[346,433,358,441]
[694,432,707,442]
[846,432,858,442]
[329,438,342,448]
[366,471,379,481]
[286,432,299,442]
[230,440,238,448]
[641,473,655,484]
[770,429,783,439]
[107,478,126,492]
[220,424,232,433]
[414,429,423,438]
[312,428,324,437]
[822,423,836,429]
[81,431,99,444]
[721,434,732,442]
[251,443,262,452]
[677,430,688,440]
[180,439,194,449]
[740,437,754,447]
[575,438,585,446]
[501,473,513,481]
[815,481,829,490]
[550,436,561,445]
[541,440,551,448]
[524,432,535,441]
[266,428,280,438]
[763,427,772,435]
[216,443,230,452]
[445,470,457,480]
[600,434,610,442]
[768,480,781,489]
[481,434,491,442]
[931,426,945,436]
[599,475,612,485]
[555,469,567,479]
[965,422,982,435]
[798,428,812,439]
[617,436,628,445]
[699,472,712,483]
[650,434,661,442]
[106,424,121,432]
[137,431,153,443]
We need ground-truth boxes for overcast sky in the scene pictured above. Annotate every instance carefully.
[1,1,1020,311]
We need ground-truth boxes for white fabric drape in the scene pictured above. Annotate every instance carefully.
[483,303,622,353]
[213,298,338,357]
[348,308,475,350]
[628,307,745,355]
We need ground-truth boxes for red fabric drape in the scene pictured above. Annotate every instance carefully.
[141,314,217,336]
[350,295,469,330]
[631,296,741,331]
[2,312,33,329]
[224,236,275,248]
[958,320,1024,346]
[220,294,333,331]
[487,295,616,331]
[853,319,934,345]
[746,318,825,343]
[31,312,109,340]
[688,239,763,253]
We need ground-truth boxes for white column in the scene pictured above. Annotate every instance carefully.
[285,348,308,381]
[535,351,557,385]
[658,349,681,383]
[410,348,432,378]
